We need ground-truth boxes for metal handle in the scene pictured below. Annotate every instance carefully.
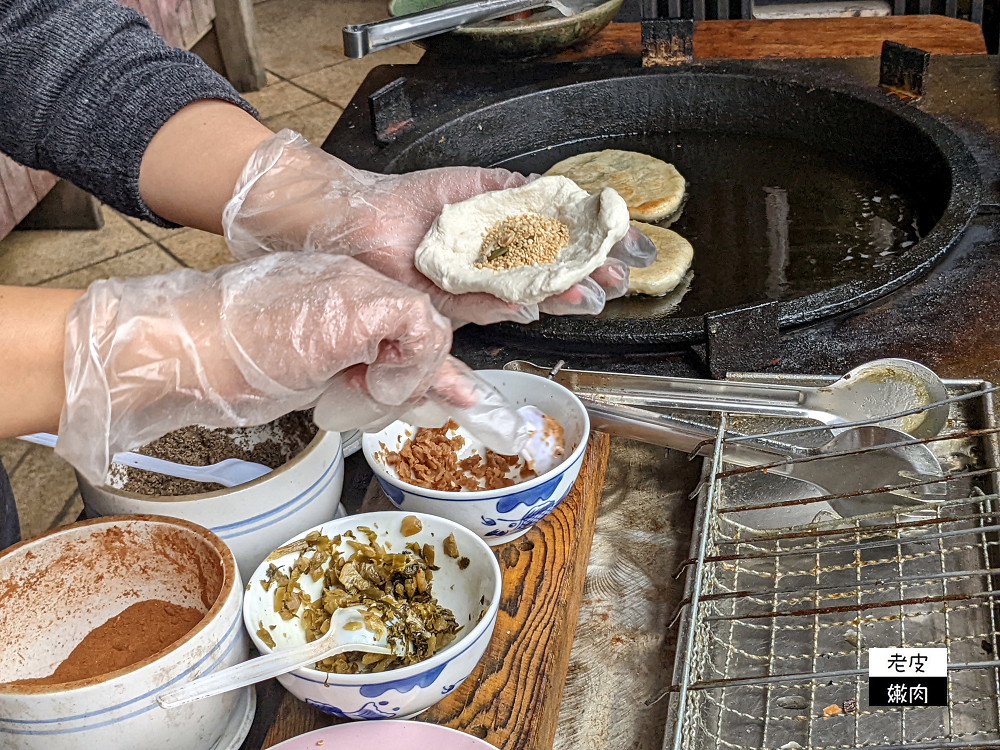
[343,0,550,57]
[582,399,809,468]
[508,361,841,425]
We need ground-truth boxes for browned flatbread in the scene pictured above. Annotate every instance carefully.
[545,149,686,222]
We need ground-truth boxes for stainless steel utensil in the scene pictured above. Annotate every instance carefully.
[582,399,947,519]
[661,377,1000,750]
[506,358,950,439]
[343,0,583,57]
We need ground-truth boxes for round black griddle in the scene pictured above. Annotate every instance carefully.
[326,63,982,354]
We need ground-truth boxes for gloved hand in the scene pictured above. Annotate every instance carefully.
[222,130,655,328]
[56,252,528,485]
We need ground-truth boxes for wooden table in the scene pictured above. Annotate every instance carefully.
[243,14,987,750]
[558,15,986,61]
[244,433,611,749]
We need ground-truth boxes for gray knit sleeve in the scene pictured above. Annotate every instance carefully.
[0,0,259,226]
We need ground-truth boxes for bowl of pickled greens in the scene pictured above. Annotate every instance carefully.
[243,511,501,719]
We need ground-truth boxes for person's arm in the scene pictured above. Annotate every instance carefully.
[0,286,83,437]
[0,0,260,230]
[138,100,273,233]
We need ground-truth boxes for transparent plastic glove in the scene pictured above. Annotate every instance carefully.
[223,130,655,327]
[315,357,531,456]
[56,253,459,485]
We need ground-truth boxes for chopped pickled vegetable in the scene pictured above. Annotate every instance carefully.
[257,621,276,649]
[259,527,462,674]
[443,533,460,559]
[400,515,423,537]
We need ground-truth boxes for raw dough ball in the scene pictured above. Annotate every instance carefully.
[627,221,694,296]
[414,176,630,305]
[544,149,686,222]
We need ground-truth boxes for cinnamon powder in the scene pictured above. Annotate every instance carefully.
[8,600,203,686]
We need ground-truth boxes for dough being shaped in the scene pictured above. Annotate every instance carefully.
[545,149,686,222]
[627,221,694,296]
[414,176,630,305]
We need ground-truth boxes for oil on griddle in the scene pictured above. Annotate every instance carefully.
[499,131,929,320]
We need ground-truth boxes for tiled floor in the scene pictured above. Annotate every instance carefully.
[0,0,423,541]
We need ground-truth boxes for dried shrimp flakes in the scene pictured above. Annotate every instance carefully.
[380,419,535,492]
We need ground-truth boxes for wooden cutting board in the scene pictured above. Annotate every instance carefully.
[245,431,611,750]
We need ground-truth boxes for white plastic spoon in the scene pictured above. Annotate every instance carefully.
[156,606,397,709]
[18,432,272,488]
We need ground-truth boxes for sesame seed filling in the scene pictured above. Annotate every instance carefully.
[475,212,570,271]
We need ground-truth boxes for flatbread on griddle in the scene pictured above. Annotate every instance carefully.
[544,149,686,222]
[627,221,694,296]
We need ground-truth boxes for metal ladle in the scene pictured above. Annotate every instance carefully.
[507,358,950,439]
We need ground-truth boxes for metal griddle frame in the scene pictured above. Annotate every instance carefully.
[664,376,1000,749]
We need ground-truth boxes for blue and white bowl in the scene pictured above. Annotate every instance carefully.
[363,370,589,546]
[244,511,501,719]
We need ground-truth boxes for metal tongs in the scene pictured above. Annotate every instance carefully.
[343,0,583,57]
[505,360,951,518]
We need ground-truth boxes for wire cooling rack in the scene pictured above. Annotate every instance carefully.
[661,376,1000,750]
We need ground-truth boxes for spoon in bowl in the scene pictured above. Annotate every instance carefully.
[156,606,397,709]
[18,433,272,488]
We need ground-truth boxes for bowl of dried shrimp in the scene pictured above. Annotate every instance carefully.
[362,370,589,545]
[244,511,501,720]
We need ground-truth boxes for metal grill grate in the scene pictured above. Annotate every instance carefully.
[663,377,1000,750]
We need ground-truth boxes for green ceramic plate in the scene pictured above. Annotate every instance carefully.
[386,0,623,59]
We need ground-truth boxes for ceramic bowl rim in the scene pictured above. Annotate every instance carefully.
[362,370,590,501]
[386,0,623,36]
[0,514,239,694]
[84,429,341,504]
[267,719,496,748]
[245,511,502,685]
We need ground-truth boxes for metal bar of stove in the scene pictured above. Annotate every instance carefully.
[936,503,957,742]
[718,470,1000,515]
[977,383,1000,734]
[973,0,984,24]
[673,567,1000,608]
[667,415,728,750]
[677,659,1000,692]
[701,588,1000,622]
[716,508,1000,546]
[715,427,1000,479]
[676,519,1000,570]
[712,385,1000,445]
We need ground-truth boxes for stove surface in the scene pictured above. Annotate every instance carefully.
[323,53,1000,382]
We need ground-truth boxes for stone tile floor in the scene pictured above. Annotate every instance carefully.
[0,0,422,541]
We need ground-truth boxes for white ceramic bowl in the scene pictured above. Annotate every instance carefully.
[77,428,345,582]
[0,515,250,750]
[244,511,501,720]
[363,370,589,545]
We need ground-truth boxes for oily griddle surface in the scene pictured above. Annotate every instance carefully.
[499,131,926,321]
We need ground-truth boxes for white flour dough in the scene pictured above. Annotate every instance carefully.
[414,176,630,305]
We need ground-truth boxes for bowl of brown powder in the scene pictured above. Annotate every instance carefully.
[0,515,251,750]
[75,411,346,582]
[362,370,589,546]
